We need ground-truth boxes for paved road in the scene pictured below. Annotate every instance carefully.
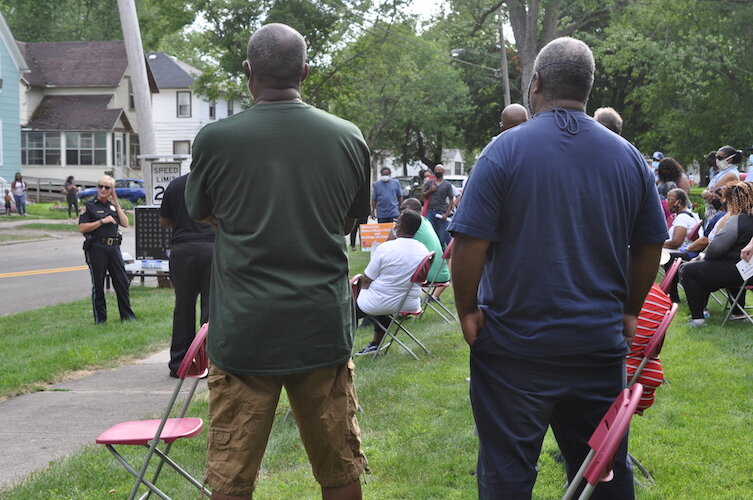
[0,221,139,317]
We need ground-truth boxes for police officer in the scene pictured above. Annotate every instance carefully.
[159,173,214,377]
[78,175,136,323]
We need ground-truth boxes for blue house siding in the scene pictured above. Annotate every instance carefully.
[0,38,21,184]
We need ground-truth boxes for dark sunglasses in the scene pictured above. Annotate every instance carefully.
[97,184,112,190]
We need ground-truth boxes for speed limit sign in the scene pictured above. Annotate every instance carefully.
[147,162,181,206]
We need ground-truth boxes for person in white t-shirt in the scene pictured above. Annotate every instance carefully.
[355,209,429,355]
[662,188,700,301]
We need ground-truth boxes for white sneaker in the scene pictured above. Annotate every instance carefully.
[688,319,706,328]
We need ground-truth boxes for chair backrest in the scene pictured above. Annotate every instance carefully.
[410,252,435,284]
[583,384,643,486]
[687,221,702,242]
[442,238,455,260]
[350,274,362,301]
[643,303,678,359]
[176,323,209,379]
[658,257,682,294]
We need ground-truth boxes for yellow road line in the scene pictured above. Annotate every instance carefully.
[0,265,89,278]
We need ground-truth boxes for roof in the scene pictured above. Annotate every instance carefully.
[0,11,28,73]
[19,40,129,87]
[147,52,200,89]
[26,95,132,132]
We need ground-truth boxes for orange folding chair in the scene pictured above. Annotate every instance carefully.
[96,324,211,500]
[420,238,458,323]
[561,384,644,500]
[658,257,681,295]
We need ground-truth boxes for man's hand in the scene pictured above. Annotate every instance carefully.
[460,309,486,347]
[741,237,753,261]
[622,313,637,342]
[441,213,448,220]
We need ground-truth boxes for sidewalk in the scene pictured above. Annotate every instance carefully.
[0,349,207,490]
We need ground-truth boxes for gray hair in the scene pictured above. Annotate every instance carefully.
[247,23,307,83]
[533,37,595,103]
[594,107,623,135]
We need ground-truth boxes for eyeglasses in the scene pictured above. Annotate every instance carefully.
[97,185,112,190]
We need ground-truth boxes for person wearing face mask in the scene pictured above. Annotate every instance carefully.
[371,167,403,223]
[702,145,742,221]
[651,151,664,182]
[421,164,455,248]
[744,145,753,176]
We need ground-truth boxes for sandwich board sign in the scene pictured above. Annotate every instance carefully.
[147,161,181,206]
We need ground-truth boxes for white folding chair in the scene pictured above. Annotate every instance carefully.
[721,277,753,326]
[96,324,211,500]
[562,385,643,500]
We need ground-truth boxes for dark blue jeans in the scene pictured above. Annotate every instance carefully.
[427,210,450,248]
[470,331,634,500]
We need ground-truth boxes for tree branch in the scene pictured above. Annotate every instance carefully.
[471,0,506,35]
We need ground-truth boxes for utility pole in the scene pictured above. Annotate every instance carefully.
[498,8,511,107]
[117,0,156,158]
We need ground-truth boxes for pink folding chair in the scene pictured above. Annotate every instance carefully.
[658,257,681,294]
[96,324,211,500]
[421,238,458,323]
[624,303,677,487]
[357,252,434,360]
[561,384,644,500]
[687,221,702,242]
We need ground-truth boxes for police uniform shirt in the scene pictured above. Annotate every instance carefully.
[79,198,120,239]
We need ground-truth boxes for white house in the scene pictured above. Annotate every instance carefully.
[18,40,155,181]
[147,52,241,168]
[373,148,466,179]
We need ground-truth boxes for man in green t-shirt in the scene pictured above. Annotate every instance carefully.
[186,23,370,500]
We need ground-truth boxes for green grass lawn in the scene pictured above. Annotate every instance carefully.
[10,222,81,232]
[1,252,752,499]
[0,233,49,243]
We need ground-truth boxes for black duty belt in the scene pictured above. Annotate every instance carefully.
[95,236,122,246]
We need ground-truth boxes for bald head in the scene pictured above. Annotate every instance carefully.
[500,103,529,132]
[246,23,307,85]
[401,197,422,213]
[532,37,595,106]
[594,107,623,135]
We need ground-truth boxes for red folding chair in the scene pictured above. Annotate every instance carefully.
[96,324,211,500]
[561,384,644,500]
[357,252,434,360]
[687,221,702,242]
[658,257,681,295]
[420,238,458,323]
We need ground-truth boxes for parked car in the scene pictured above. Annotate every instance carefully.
[395,176,419,198]
[78,178,145,203]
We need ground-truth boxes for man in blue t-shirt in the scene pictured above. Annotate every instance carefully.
[449,37,667,499]
[371,167,403,223]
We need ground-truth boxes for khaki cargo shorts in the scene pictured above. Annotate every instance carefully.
[204,359,368,496]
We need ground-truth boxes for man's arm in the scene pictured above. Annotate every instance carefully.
[451,232,491,346]
[624,242,664,340]
[343,217,356,235]
[370,199,377,219]
[443,195,455,219]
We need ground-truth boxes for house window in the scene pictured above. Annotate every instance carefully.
[227,100,234,116]
[128,78,135,111]
[130,134,140,168]
[455,161,462,175]
[177,91,191,118]
[209,102,216,120]
[66,132,107,166]
[21,131,61,165]
[173,140,191,155]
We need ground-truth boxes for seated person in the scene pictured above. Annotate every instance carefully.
[355,209,429,355]
[394,198,450,293]
[662,188,701,302]
[680,182,753,326]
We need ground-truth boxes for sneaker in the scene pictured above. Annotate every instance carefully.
[729,313,748,321]
[703,309,710,319]
[688,319,706,328]
[355,343,379,356]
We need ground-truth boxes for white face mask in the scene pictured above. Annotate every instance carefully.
[748,154,753,166]
[716,157,729,170]
[379,175,390,182]
[652,161,659,169]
